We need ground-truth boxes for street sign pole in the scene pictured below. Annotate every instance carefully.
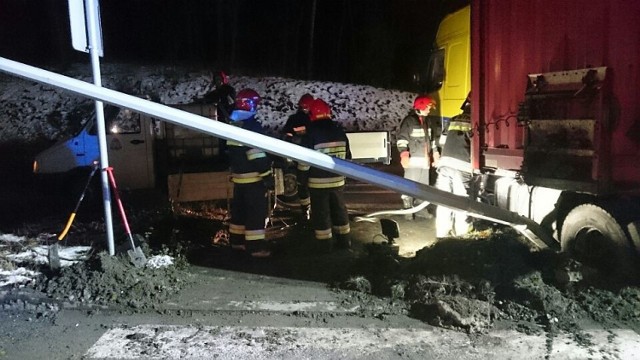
[69,0,115,255]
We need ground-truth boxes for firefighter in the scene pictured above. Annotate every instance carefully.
[199,71,236,163]
[280,93,314,218]
[435,95,473,238]
[201,70,236,123]
[396,95,440,220]
[283,94,314,145]
[227,89,274,258]
[302,98,352,251]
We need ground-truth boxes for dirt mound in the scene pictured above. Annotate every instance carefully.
[34,250,194,311]
[341,227,640,337]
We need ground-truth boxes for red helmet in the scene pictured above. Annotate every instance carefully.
[413,95,436,112]
[309,98,331,121]
[235,88,261,112]
[213,71,228,86]
[298,94,314,111]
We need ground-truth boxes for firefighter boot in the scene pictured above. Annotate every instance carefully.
[335,233,352,250]
[247,239,271,258]
[229,234,246,252]
[402,196,414,220]
[229,224,246,251]
[316,239,332,254]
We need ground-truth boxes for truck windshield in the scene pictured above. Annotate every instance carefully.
[87,106,140,135]
[425,48,445,93]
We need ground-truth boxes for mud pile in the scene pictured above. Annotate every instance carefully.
[34,250,194,310]
[342,227,640,337]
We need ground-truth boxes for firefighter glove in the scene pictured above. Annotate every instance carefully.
[400,151,410,168]
[432,151,441,167]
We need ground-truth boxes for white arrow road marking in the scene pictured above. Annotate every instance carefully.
[85,325,640,359]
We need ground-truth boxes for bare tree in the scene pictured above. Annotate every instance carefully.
[334,0,349,78]
[228,0,240,68]
[46,0,71,66]
[278,0,302,76]
[307,0,317,79]
[216,0,224,64]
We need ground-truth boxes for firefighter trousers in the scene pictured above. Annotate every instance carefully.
[435,166,472,238]
[229,182,269,254]
[401,165,430,206]
[309,186,350,243]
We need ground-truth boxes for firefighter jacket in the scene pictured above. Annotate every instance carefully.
[301,119,351,189]
[227,116,272,184]
[396,112,439,166]
[282,110,311,146]
[439,113,472,173]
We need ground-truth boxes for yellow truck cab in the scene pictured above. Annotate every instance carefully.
[426,5,470,133]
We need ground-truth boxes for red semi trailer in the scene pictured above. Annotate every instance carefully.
[457,1,640,277]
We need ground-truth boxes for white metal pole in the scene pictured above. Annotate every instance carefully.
[85,0,115,255]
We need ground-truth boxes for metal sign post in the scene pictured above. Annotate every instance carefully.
[68,0,115,255]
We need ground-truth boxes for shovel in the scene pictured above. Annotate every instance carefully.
[51,162,99,270]
[48,237,61,271]
[106,166,147,267]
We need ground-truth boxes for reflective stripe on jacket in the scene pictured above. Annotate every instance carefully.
[303,119,351,189]
[227,116,272,184]
[396,112,438,158]
[308,176,345,189]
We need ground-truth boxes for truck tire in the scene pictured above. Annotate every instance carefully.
[560,204,638,280]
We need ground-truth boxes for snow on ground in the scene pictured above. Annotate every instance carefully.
[0,233,87,287]
[0,62,416,142]
[0,232,174,287]
[0,62,416,288]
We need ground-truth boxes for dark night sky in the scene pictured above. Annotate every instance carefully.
[0,0,468,91]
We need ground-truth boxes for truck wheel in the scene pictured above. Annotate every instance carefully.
[561,204,638,280]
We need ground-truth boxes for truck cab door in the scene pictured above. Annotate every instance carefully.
[86,107,155,189]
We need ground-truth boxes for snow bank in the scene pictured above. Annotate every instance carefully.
[0,63,416,142]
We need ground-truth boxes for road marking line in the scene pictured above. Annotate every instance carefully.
[86,325,457,359]
[85,325,640,359]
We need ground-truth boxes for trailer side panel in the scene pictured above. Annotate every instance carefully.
[471,0,640,189]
